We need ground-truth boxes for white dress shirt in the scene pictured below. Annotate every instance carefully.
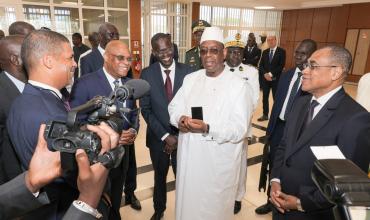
[28,80,62,99]
[279,67,302,120]
[4,71,25,93]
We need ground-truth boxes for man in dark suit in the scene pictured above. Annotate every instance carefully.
[0,35,26,183]
[72,32,90,80]
[71,40,139,220]
[258,35,286,121]
[269,46,370,220]
[7,30,79,220]
[242,33,261,67]
[255,39,317,215]
[79,22,119,76]
[1,123,118,220]
[140,33,191,220]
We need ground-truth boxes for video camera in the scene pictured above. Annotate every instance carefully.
[311,159,370,220]
[44,79,150,170]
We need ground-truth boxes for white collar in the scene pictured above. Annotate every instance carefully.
[159,60,175,73]
[28,80,62,99]
[98,45,105,57]
[4,71,26,92]
[102,67,119,86]
[270,46,278,51]
[312,86,343,106]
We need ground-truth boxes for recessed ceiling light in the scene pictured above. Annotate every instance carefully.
[254,6,275,10]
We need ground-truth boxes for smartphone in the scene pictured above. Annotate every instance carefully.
[191,106,203,120]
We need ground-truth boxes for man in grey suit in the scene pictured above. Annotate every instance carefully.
[140,33,191,220]
[0,123,119,220]
[0,35,26,183]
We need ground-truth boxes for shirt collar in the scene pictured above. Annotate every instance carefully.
[312,86,343,106]
[28,80,63,99]
[4,71,26,93]
[98,45,105,57]
[270,46,278,51]
[159,60,175,73]
[102,67,119,86]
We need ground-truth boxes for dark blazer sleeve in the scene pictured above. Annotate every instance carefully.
[139,68,169,141]
[70,77,91,108]
[0,172,50,219]
[62,205,98,220]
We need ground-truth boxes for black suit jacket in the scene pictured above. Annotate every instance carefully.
[271,88,370,220]
[259,47,286,81]
[79,48,104,76]
[140,62,191,151]
[0,72,22,182]
[242,46,261,67]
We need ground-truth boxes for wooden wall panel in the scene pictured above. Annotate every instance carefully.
[280,42,295,69]
[191,2,200,47]
[280,10,297,44]
[310,8,331,42]
[327,5,349,43]
[129,0,141,78]
[348,3,370,29]
[294,9,314,42]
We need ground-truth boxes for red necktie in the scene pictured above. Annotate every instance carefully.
[164,69,173,102]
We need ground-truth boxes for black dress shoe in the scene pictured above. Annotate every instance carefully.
[234,201,242,214]
[125,194,142,210]
[255,202,272,215]
[150,212,164,220]
[257,115,269,121]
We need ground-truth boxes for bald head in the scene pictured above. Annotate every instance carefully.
[0,30,4,39]
[0,35,27,82]
[104,40,131,79]
[99,22,119,49]
[9,21,35,36]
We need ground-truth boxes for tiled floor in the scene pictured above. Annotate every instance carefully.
[120,83,358,220]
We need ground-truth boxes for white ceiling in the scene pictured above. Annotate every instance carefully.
[187,0,370,10]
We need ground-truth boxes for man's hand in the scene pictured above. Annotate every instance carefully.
[118,128,137,145]
[264,73,273,81]
[76,149,108,209]
[26,124,62,193]
[185,119,207,133]
[270,181,284,213]
[278,192,299,211]
[164,135,177,154]
[178,115,190,133]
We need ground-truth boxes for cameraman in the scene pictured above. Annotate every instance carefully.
[70,40,139,220]
[7,30,80,220]
[0,122,119,219]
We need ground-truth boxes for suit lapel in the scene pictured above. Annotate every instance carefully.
[152,63,168,101]
[97,68,113,94]
[173,62,183,95]
[0,73,21,99]
[287,89,346,157]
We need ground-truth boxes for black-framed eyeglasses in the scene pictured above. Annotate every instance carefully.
[200,47,222,56]
[302,62,339,70]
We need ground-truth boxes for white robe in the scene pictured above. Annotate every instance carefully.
[169,68,254,220]
[357,73,370,112]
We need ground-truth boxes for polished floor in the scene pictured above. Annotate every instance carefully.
[119,83,358,220]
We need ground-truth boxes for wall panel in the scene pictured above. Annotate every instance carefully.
[310,8,331,43]
[294,9,313,42]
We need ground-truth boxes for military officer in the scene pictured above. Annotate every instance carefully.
[185,20,211,72]
[224,33,260,215]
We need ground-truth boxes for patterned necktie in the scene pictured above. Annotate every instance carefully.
[113,79,120,90]
[283,72,302,120]
[269,49,274,63]
[164,69,173,101]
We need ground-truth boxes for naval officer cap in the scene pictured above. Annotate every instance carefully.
[224,33,247,49]
[192,20,211,34]
[200,27,224,45]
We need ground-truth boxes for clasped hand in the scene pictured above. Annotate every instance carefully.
[178,115,207,133]
[269,182,299,213]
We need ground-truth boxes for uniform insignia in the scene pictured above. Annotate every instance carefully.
[189,57,196,63]
[235,33,241,41]
[239,66,243,71]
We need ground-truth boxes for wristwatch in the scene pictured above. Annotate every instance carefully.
[296,198,304,212]
[73,200,103,219]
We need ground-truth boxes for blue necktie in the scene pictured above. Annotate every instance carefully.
[269,49,274,63]
[113,79,120,90]
[283,72,302,120]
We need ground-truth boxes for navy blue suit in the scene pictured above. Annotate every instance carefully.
[79,48,104,76]
[140,61,191,213]
[267,68,307,156]
[70,68,137,220]
[7,83,78,220]
[271,89,370,220]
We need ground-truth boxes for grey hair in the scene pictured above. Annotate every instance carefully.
[324,45,352,75]
[21,30,69,73]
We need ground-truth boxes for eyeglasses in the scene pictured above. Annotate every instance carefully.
[200,47,222,56]
[302,62,339,70]
[109,53,133,62]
